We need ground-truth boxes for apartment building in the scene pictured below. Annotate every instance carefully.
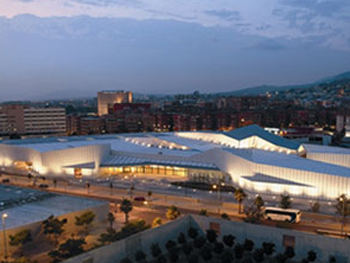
[0,104,66,136]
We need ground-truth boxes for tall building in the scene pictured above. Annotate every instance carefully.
[97,90,133,116]
[0,104,66,136]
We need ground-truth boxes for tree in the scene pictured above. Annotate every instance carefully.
[243,239,254,251]
[254,195,265,212]
[169,251,179,263]
[221,213,230,220]
[199,209,208,216]
[188,227,198,240]
[221,250,233,263]
[223,234,235,247]
[166,206,180,220]
[244,205,262,224]
[234,188,247,214]
[307,250,317,262]
[129,184,135,199]
[151,243,162,258]
[193,237,206,249]
[49,238,86,263]
[75,211,95,235]
[156,255,168,263]
[206,229,217,243]
[165,240,177,252]
[109,182,113,195]
[9,229,32,247]
[120,198,133,223]
[214,242,224,254]
[153,217,163,228]
[182,243,193,256]
[242,258,254,263]
[107,212,115,229]
[121,219,150,237]
[275,253,287,263]
[284,246,295,259]
[147,191,153,202]
[335,194,350,233]
[42,215,67,243]
[253,248,265,262]
[310,202,320,213]
[98,228,118,245]
[201,247,212,262]
[188,254,198,263]
[262,242,275,256]
[234,244,244,259]
[280,195,292,209]
[329,255,336,263]
[135,250,147,262]
[177,232,186,244]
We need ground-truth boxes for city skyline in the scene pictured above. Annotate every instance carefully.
[1,0,350,101]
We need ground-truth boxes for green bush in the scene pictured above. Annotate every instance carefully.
[9,229,32,246]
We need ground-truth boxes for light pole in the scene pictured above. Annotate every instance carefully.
[340,196,346,237]
[212,182,225,202]
[2,213,8,259]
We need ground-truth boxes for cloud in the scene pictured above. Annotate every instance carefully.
[0,0,350,50]
[69,0,142,7]
[252,38,285,51]
[204,10,240,21]
[280,0,350,17]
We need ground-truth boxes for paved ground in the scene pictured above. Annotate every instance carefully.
[1,173,348,239]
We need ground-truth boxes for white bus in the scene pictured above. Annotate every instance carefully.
[263,207,302,223]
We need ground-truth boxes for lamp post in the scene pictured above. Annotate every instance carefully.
[2,213,8,259]
[340,196,346,237]
[212,182,225,202]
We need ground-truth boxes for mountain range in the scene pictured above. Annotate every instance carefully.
[212,71,350,97]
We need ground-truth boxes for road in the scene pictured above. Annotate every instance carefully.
[1,173,348,239]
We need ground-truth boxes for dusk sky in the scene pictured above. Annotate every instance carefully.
[0,0,350,101]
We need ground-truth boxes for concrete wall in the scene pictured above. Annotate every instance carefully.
[61,216,198,263]
[62,215,350,263]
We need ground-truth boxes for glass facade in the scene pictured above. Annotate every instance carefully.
[99,165,227,182]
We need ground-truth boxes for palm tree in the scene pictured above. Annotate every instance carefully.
[166,206,180,220]
[280,194,292,209]
[120,198,133,223]
[147,191,153,202]
[107,212,115,229]
[129,184,135,199]
[335,194,350,235]
[310,202,320,213]
[234,188,247,214]
[254,195,264,211]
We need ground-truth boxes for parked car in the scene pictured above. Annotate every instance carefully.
[1,179,10,183]
[39,184,49,188]
[134,196,146,202]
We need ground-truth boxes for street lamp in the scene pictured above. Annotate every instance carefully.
[2,213,8,259]
[212,182,225,202]
[340,196,346,237]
